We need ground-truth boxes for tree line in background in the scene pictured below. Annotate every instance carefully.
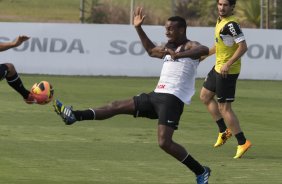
[81,0,282,29]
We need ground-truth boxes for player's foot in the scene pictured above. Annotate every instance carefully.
[24,92,47,104]
[214,128,232,148]
[233,140,252,159]
[53,99,77,125]
[196,166,211,184]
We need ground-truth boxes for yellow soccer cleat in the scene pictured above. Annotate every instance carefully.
[214,128,232,148]
[233,140,252,159]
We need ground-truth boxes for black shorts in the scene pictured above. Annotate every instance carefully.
[203,67,239,103]
[133,92,184,130]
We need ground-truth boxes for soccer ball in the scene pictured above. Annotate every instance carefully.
[31,81,54,104]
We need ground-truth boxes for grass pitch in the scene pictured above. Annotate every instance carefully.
[0,75,282,184]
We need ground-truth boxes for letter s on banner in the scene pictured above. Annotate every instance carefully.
[109,40,127,55]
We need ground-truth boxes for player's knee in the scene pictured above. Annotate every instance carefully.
[200,88,215,105]
[4,63,16,74]
[108,101,119,109]
[200,93,211,105]
[218,103,231,114]
[158,137,172,151]
[108,100,127,111]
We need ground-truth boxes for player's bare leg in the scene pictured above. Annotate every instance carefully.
[218,103,241,135]
[0,63,39,103]
[218,102,252,158]
[93,99,135,119]
[200,87,231,147]
[200,87,222,122]
[157,124,210,183]
[53,99,135,124]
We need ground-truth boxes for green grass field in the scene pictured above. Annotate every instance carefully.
[0,75,282,184]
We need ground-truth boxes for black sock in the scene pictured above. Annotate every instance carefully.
[235,132,246,145]
[73,109,95,121]
[182,154,205,175]
[0,64,8,80]
[6,73,30,99]
[216,118,227,133]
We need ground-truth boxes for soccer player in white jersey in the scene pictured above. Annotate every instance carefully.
[54,7,210,184]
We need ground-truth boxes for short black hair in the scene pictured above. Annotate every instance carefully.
[228,0,236,5]
[217,0,236,6]
[167,16,187,30]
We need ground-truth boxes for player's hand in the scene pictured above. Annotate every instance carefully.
[13,35,30,47]
[150,47,167,58]
[133,7,145,27]
[220,63,230,78]
[164,48,177,60]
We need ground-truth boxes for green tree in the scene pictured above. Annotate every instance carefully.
[236,0,261,28]
[84,0,167,25]
[198,0,218,26]
[172,0,217,26]
[276,0,282,29]
[83,0,106,23]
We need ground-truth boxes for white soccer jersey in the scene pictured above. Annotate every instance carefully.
[154,54,199,104]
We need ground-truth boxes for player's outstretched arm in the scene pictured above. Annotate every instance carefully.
[0,35,30,52]
[133,7,164,59]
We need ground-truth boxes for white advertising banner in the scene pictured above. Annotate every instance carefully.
[0,23,281,80]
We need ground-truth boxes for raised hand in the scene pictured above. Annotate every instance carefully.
[133,7,146,27]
